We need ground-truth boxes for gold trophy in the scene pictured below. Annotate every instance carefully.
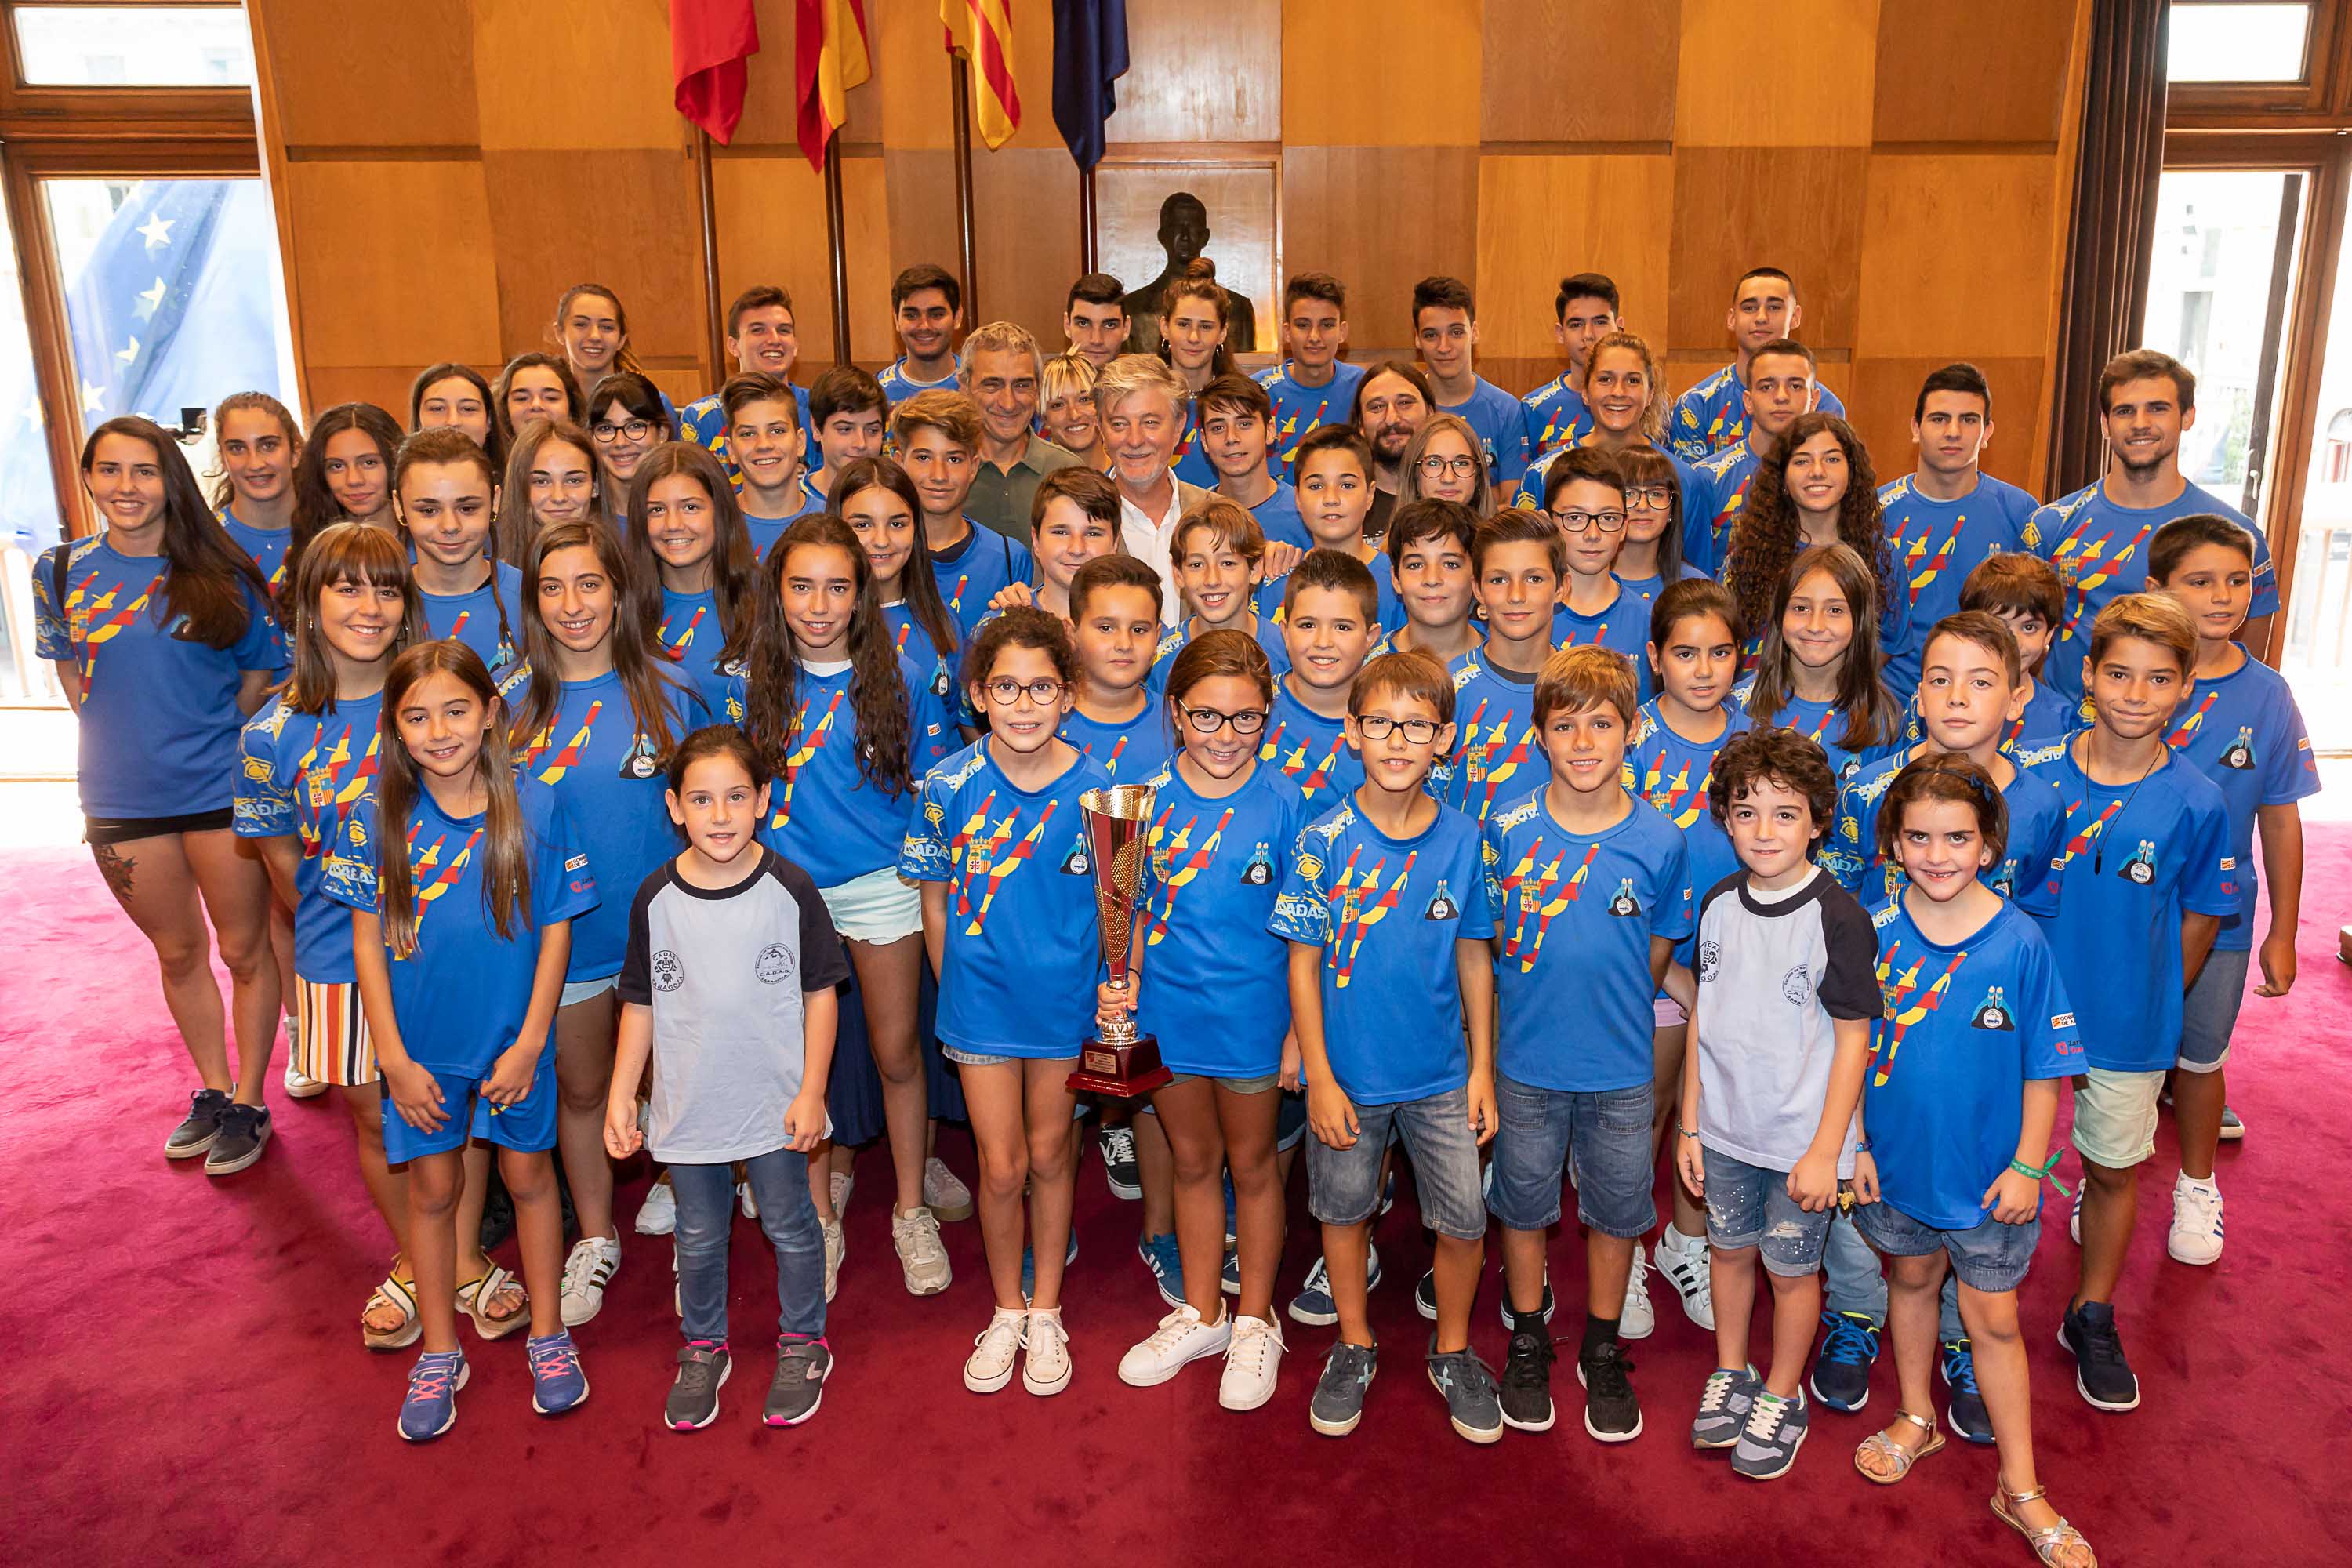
[1065,783,1173,1097]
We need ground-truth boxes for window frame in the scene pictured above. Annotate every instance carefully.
[2167,0,2347,123]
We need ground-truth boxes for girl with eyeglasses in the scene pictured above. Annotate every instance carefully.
[1399,414,1496,519]
[586,372,677,526]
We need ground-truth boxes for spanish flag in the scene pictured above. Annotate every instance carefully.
[670,0,760,145]
[942,0,1020,150]
[796,0,871,172]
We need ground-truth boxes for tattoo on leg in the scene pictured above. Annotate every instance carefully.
[93,843,135,906]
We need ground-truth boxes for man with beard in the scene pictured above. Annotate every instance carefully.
[1349,361,1432,547]
[2028,349,2278,706]
[960,321,1080,543]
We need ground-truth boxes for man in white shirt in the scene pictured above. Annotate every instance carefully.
[1094,354,1210,624]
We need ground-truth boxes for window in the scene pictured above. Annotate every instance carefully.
[2169,3,2315,85]
[12,5,252,87]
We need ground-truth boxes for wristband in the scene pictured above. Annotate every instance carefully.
[2007,1152,2073,1197]
[1853,1138,1872,1155]
[1677,1124,1700,1140]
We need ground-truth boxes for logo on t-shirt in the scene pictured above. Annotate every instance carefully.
[1060,840,1091,876]
[1697,939,1722,983]
[755,942,796,985]
[652,950,684,992]
[1969,986,2014,1031]
[2117,839,2157,885]
[1242,840,1273,886]
[1606,877,1642,919]
[620,735,661,780]
[1423,880,1459,920]
[2220,727,2256,771]
[1781,964,1812,1005]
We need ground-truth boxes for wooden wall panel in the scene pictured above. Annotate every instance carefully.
[873,0,956,150]
[1105,0,1280,144]
[882,148,963,299]
[1857,155,2059,360]
[1283,0,1483,147]
[711,156,840,361]
[1846,356,2048,492]
[480,147,707,364]
[840,156,895,363]
[281,162,502,368]
[305,367,427,419]
[1283,147,1479,354]
[1479,0,1679,144]
[971,151,1084,342]
[1667,146,1870,356]
[471,0,682,151]
[733,0,808,148]
[252,0,477,147]
[1675,0,1879,148]
[1475,154,1674,359]
[1871,2,2077,146]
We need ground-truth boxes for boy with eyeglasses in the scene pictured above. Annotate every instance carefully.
[1539,448,1653,696]
[1258,273,1368,480]
[1412,276,1534,505]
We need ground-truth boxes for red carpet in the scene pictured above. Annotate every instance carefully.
[9,835,2351,1566]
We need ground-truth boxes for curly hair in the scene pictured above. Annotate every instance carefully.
[736,514,913,798]
[1726,411,1889,642]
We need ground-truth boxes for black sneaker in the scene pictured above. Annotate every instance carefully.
[1098,1122,1141,1200]
[1806,1309,1879,1413]
[165,1087,231,1159]
[764,1334,832,1426]
[203,1102,271,1175]
[1497,1280,1555,1330]
[1577,1339,1643,1443]
[1416,1268,1438,1320]
[1940,1338,1992,1443]
[1499,1323,1556,1432]
[2058,1301,2140,1412]
[666,1341,731,1430]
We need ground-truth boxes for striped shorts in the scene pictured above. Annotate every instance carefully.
[295,978,376,1086]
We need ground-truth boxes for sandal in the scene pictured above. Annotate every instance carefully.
[362,1270,422,1351]
[455,1263,529,1341]
[1991,1484,2098,1568]
[1854,1409,1944,1484]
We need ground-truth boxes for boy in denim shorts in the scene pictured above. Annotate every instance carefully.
[1272,649,1498,1444]
[1483,646,1692,1443]
[1673,728,1878,1481]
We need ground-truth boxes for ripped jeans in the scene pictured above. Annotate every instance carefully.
[1699,1145,1832,1277]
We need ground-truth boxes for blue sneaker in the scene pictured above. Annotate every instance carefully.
[1940,1338,1991,1443]
[1377,1169,1396,1217]
[1223,1174,1238,1248]
[1287,1243,1381,1327]
[1221,1248,1240,1295]
[527,1330,589,1416]
[1138,1232,1184,1308]
[1807,1310,1879,1413]
[1019,1229,1080,1298]
[397,1350,468,1442]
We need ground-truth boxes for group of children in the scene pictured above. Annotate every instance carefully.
[34,259,2319,1566]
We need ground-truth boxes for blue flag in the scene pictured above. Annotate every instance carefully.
[1051,0,1129,172]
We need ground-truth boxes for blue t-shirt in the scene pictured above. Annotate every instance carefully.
[899,742,1112,1058]
[324,782,597,1076]
[1059,700,1175,781]
[1737,679,1888,782]
[1257,361,1368,479]
[753,655,953,888]
[1617,562,1712,621]
[1519,373,1592,463]
[1438,377,1534,491]
[1134,759,1310,1077]
[1172,401,1217,490]
[1258,678,1364,812]
[681,383,813,488]
[1824,748,2067,916]
[1269,797,1496,1105]
[1257,552,1401,634]
[1149,615,1291,695]
[1519,434,1705,539]
[419,562,523,677]
[1899,673,2077,757]
[1685,442,1759,578]
[2028,480,2279,704]
[1668,365,1848,463]
[1866,896,2080,1230]
[2024,742,2235,1072]
[1876,472,2040,694]
[1625,699,1752,961]
[2163,653,2320,952]
[1551,586,1657,701]
[506,666,703,980]
[877,358,959,404]
[743,487,825,562]
[219,506,292,593]
[930,523,1035,641]
[1483,789,1693,1091]
[1436,647,1546,833]
[881,598,963,710]
[234,690,387,983]
[34,534,284,819]
[657,586,743,718]
[1247,483,1312,550]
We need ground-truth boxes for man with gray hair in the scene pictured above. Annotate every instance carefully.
[960,320,1080,543]
[1094,353,1210,623]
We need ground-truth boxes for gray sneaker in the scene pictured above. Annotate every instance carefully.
[165,1087,232,1159]
[1730,1388,1809,1479]
[1692,1365,1759,1449]
[666,1341,731,1432]
[764,1334,832,1426]
[1426,1337,1503,1444]
[203,1102,271,1176]
[1309,1341,1377,1436]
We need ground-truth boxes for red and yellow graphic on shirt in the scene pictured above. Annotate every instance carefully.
[1636,746,1714,831]
[659,602,708,659]
[1261,717,1348,800]
[405,822,486,942]
[2050,792,2125,876]
[2049,519,2156,638]
[296,718,381,861]
[64,570,153,695]
[1494,837,1600,971]
[2165,688,2220,750]
[1871,940,1969,1087]
[1453,697,1536,826]
[1142,804,1235,946]
[1895,516,1966,607]
[523,699,603,782]
[766,687,847,833]
[1322,844,1417,988]
[949,791,1059,935]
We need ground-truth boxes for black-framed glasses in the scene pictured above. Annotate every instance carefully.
[1625,485,1675,510]
[1178,702,1267,735]
[1354,714,1441,743]
[983,676,1065,706]
[592,419,655,444]
[1417,453,1480,479]
[1551,508,1626,533]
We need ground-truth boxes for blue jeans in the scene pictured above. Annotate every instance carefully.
[673,1148,826,1345]
[1488,1077,1657,1238]
[1825,1209,1964,1341]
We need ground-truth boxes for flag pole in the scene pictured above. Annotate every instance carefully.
[825,135,852,365]
[694,127,726,381]
[950,55,980,322]
[1080,165,1098,272]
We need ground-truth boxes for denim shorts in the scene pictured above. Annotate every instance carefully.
[2176,946,2251,1073]
[1275,1087,1308,1152]
[818,865,924,945]
[942,1044,1011,1068]
[1307,1083,1486,1240]
[1488,1076,1657,1239]
[1854,1199,2042,1294]
[2071,1067,2164,1170]
[559,973,617,1008]
[1700,1145,1831,1276]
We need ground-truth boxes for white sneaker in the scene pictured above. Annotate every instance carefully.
[737,1180,759,1219]
[2069,1187,2082,1245]
[281,1059,328,1099]
[1219,1312,1286,1410]
[633,1180,677,1236]
[822,1218,844,1302]
[1118,1303,1233,1388]
[559,1236,622,1327]
[893,1207,953,1295]
[2167,1173,2225,1265]
[1023,1308,1073,1395]
[830,1168,855,1218]
[964,1307,1026,1392]
[924,1156,974,1222]
[1655,1228,1714,1330]
[1619,1242,1657,1340]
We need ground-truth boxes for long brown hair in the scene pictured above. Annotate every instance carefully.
[739,515,913,797]
[624,442,759,659]
[492,352,586,451]
[373,640,531,960]
[392,427,512,662]
[1158,258,1236,379]
[550,282,652,380]
[1729,411,1889,643]
[1399,412,1497,519]
[207,390,302,513]
[281,522,422,714]
[408,362,502,467]
[290,401,402,588]
[830,455,959,662]
[499,417,607,567]
[78,416,272,648]
[507,519,688,762]
[1746,542,1897,753]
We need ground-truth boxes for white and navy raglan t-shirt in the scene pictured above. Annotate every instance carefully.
[618,847,853,1167]
[1690,866,1882,1177]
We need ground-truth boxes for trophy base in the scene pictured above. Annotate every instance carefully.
[1065,1033,1172,1098]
